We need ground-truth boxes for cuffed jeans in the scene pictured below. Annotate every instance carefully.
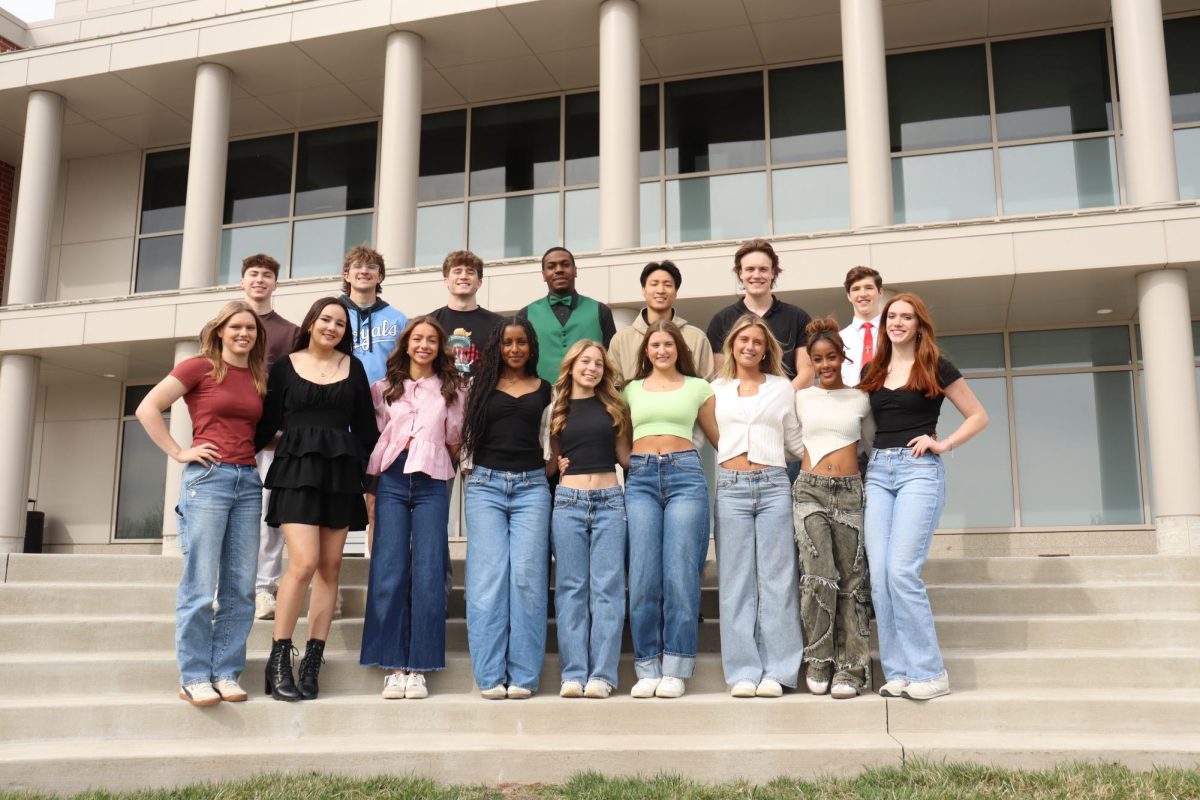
[625,450,709,680]
[254,449,284,595]
[864,448,947,683]
[793,471,872,690]
[716,467,802,688]
[174,461,262,687]
[465,466,551,692]
[552,485,626,688]
[360,452,450,671]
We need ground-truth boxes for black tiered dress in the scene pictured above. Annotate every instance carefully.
[254,355,379,531]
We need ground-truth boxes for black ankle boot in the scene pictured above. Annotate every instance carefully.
[298,639,326,700]
[265,638,302,701]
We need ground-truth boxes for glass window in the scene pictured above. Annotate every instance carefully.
[223,134,293,224]
[886,45,991,151]
[140,148,189,234]
[1177,126,1200,201]
[665,72,765,174]
[641,181,662,246]
[992,30,1112,141]
[1165,16,1200,124]
[564,188,599,253]
[893,149,996,223]
[999,137,1118,214]
[1014,371,1143,525]
[667,171,767,244]
[134,235,182,293]
[938,377,1015,528]
[416,203,465,268]
[291,214,373,278]
[115,388,166,540]
[565,92,599,186]
[468,192,559,260]
[294,123,377,216]
[641,84,660,178]
[420,110,467,202]
[772,163,849,234]
[218,223,289,285]
[769,61,847,163]
[940,333,1005,371]
[469,98,560,195]
[1010,326,1131,369]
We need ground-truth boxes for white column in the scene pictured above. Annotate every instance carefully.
[599,0,640,250]
[0,356,40,553]
[840,0,892,228]
[179,63,232,290]
[1112,0,1178,205]
[377,31,423,269]
[160,340,198,554]
[1137,270,1200,554]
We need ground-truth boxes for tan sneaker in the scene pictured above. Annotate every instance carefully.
[382,672,406,700]
[730,680,757,698]
[879,678,909,697]
[480,684,507,700]
[584,679,612,699]
[902,675,950,701]
[179,683,221,707]
[755,678,783,698]
[213,679,248,702]
[405,673,428,700]
[559,681,584,698]
[254,592,276,620]
[506,685,532,699]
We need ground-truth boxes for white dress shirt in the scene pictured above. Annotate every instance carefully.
[840,314,882,387]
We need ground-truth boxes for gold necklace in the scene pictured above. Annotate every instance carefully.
[316,353,344,381]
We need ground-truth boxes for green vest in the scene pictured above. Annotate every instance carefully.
[526,294,605,383]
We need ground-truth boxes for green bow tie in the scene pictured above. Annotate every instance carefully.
[548,294,574,307]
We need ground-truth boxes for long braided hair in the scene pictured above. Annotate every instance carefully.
[460,316,540,459]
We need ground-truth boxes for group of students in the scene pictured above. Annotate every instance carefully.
[139,238,987,709]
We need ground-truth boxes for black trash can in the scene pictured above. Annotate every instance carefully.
[24,511,44,554]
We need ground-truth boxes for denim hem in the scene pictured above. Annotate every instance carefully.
[907,669,948,683]
[633,655,662,679]
[763,675,798,689]
[362,661,447,672]
[181,679,212,689]
[211,674,241,682]
[662,652,696,679]
[588,676,618,689]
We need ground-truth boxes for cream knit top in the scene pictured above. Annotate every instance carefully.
[794,386,875,465]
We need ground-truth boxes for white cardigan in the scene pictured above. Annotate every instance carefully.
[711,374,804,467]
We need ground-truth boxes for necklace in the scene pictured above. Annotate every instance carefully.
[315,353,344,381]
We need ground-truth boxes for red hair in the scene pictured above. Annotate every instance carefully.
[858,292,944,398]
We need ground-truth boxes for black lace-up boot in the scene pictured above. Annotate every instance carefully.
[297,638,326,700]
[265,638,302,701]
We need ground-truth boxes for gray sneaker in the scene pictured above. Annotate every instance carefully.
[901,675,950,700]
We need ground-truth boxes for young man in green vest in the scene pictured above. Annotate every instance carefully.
[518,246,617,383]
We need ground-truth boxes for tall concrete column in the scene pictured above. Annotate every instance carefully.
[0,90,62,553]
[599,0,640,250]
[1137,270,1200,554]
[179,63,231,290]
[377,31,422,268]
[1112,0,1178,205]
[160,340,198,554]
[840,0,893,228]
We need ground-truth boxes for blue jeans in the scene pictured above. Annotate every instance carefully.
[551,485,626,688]
[174,461,262,687]
[465,466,551,691]
[624,450,710,679]
[715,467,803,687]
[360,452,450,671]
[864,448,947,683]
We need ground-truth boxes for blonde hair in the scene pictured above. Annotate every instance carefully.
[717,313,784,381]
[549,340,629,442]
[199,300,267,395]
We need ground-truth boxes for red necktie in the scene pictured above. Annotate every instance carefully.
[861,322,874,365]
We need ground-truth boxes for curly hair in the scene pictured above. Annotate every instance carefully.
[805,316,848,359]
[549,340,628,442]
[633,319,698,381]
[198,300,267,395]
[381,316,462,407]
[460,317,540,458]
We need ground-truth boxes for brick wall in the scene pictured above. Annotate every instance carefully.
[0,36,19,52]
[0,160,13,302]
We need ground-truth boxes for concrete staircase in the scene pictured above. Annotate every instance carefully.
[0,551,1198,793]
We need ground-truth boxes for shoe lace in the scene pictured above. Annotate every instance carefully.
[299,649,324,681]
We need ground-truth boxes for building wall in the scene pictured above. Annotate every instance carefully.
[54,152,140,301]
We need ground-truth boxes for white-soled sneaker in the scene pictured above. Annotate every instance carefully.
[254,592,276,620]
[730,680,757,698]
[878,678,909,698]
[480,684,507,700]
[405,672,428,699]
[756,678,783,698]
[831,682,860,699]
[630,677,661,698]
[212,679,247,702]
[382,672,407,699]
[805,675,830,695]
[584,679,612,699]
[559,680,584,698]
[507,685,533,700]
[179,682,221,707]
[902,675,950,701]
[655,676,685,698]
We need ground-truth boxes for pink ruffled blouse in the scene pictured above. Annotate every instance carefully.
[367,375,466,480]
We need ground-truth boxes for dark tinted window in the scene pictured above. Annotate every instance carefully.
[887,45,991,151]
[469,97,560,195]
[294,122,377,215]
[140,149,189,234]
[224,133,293,224]
[993,30,1112,140]
[770,61,847,163]
[665,72,765,174]
[419,110,467,201]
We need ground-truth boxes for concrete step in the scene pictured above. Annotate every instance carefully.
[893,732,1200,771]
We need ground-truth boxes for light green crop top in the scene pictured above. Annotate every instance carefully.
[622,377,715,442]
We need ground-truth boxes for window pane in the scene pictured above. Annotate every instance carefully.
[887,45,990,151]
[641,84,660,178]
[940,333,1005,371]
[565,188,598,252]
[1010,326,1131,369]
[565,92,599,186]
[1014,371,1143,525]
[665,72,765,174]
[999,137,1118,214]
[641,181,662,246]
[224,134,293,224]
[769,61,847,163]
[294,123,377,216]
[667,171,767,244]
[1165,16,1200,124]
[1177,126,1200,201]
[416,204,465,268]
[893,149,996,223]
[218,223,289,285]
[115,419,166,539]
[420,110,467,202]
[470,98,560,195]
[291,214,373,278]
[135,235,182,293]
[772,163,849,234]
[938,377,1015,528]
[140,149,189,234]
[122,385,154,417]
[468,193,559,260]
[992,30,1112,141]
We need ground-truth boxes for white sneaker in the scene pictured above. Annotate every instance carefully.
[382,673,406,700]
[879,678,909,697]
[831,682,860,699]
[630,677,661,698]
[730,680,757,698]
[480,684,507,700]
[805,675,830,695]
[254,592,276,620]
[902,675,950,701]
[584,679,612,699]
[405,672,428,699]
[655,676,685,698]
[179,683,221,707]
[559,680,584,698]
[212,678,247,702]
[756,678,783,698]
[507,685,532,699]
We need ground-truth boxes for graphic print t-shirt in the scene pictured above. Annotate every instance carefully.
[429,305,504,377]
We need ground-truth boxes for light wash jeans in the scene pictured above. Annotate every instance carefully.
[464,466,551,692]
[624,450,710,680]
[254,449,284,595]
[716,467,803,688]
[174,461,262,688]
[551,485,626,688]
[864,448,947,683]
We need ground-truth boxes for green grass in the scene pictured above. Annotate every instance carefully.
[3,761,1199,800]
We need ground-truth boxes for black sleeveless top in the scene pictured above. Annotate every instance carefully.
[473,380,552,472]
[559,397,619,475]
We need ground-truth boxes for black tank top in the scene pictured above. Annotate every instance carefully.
[559,397,619,475]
